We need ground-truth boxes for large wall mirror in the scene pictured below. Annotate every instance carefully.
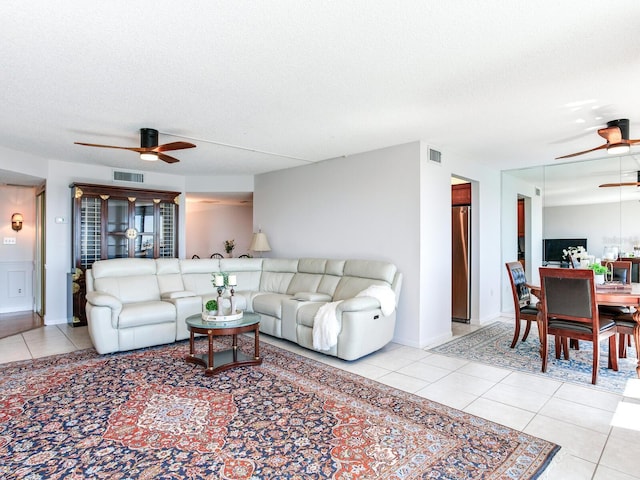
[504,152,640,274]
[501,153,640,309]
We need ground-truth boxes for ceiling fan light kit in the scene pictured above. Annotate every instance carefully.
[606,143,630,155]
[74,127,196,164]
[556,118,639,159]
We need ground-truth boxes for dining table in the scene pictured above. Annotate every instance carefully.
[528,282,640,378]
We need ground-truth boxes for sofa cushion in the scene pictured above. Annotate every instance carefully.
[333,277,389,302]
[155,259,185,294]
[180,258,221,274]
[220,258,263,291]
[118,301,176,328]
[220,258,263,272]
[298,258,327,274]
[287,273,323,295]
[94,275,162,304]
[343,259,397,284]
[297,302,325,328]
[92,258,157,278]
[260,258,298,294]
[253,293,292,318]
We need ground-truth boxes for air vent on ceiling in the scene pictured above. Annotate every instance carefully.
[429,148,442,164]
[113,170,144,183]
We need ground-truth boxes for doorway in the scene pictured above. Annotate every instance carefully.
[451,178,471,323]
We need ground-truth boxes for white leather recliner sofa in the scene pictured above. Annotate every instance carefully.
[85,257,402,360]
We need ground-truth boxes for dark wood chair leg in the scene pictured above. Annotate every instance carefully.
[619,333,628,358]
[522,320,532,342]
[554,335,562,359]
[561,337,570,360]
[592,341,600,385]
[570,338,580,350]
[539,316,548,373]
[608,335,618,372]
[510,318,521,349]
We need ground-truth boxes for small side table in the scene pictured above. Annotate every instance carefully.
[185,312,262,375]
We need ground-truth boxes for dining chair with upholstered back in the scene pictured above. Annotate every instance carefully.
[505,262,539,348]
[602,260,632,284]
[597,260,637,358]
[538,267,618,385]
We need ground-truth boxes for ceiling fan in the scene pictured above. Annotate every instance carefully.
[599,170,640,188]
[556,119,640,160]
[74,128,196,164]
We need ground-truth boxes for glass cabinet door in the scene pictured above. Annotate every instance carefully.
[106,198,130,259]
[134,200,155,258]
[159,202,176,258]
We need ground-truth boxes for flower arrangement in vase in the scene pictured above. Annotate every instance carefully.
[224,239,235,257]
[562,245,588,267]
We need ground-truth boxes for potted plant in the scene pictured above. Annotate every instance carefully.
[589,263,608,284]
[205,299,218,315]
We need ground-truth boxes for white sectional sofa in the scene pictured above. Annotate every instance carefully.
[85,257,402,360]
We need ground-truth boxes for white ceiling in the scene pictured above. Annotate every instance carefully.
[2,1,640,192]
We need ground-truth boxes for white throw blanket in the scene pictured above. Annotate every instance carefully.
[312,285,396,351]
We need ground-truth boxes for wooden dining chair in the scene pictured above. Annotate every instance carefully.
[597,260,636,357]
[210,253,224,259]
[538,267,618,385]
[505,262,539,348]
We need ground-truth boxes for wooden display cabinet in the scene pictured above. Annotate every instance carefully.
[70,183,180,326]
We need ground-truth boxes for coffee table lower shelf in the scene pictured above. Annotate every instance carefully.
[186,348,261,375]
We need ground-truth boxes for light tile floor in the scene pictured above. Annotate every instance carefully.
[1,317,639,479]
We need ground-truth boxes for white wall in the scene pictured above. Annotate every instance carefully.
[254,141,504,348]
[186,202,253,258]
[501,172,544,312]
[0,185,36,312]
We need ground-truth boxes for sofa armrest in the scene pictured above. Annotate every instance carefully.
[86,291,122,310]
[161,290,197,300]
[293,292,333,302]
[337,296,381,313]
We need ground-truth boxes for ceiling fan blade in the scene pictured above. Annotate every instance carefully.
[74,142,139,152]
[597,126,622,144]
[153,141,196,152]
[599,182,640,188]
[157,152,180,164]
[555,143,608,159]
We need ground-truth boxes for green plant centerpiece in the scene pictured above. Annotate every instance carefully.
[589,264,608,275]
[205,299,218,314]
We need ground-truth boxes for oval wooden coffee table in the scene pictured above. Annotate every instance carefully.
[185,312,262,375]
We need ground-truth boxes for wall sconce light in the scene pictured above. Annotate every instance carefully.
[11,213,23,232]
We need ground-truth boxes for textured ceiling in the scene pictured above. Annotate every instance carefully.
[2,1,640,189]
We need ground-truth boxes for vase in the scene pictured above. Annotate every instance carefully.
[595,274,605,285]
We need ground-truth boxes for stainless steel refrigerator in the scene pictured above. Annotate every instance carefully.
[452,205,470,322]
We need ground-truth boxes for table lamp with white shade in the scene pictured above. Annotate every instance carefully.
[250,229,271,257]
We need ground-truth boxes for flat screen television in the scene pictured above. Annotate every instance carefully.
[543,238,587,264]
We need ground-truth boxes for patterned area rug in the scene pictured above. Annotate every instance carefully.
[0,338,559,479]
[431,321,638,393]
